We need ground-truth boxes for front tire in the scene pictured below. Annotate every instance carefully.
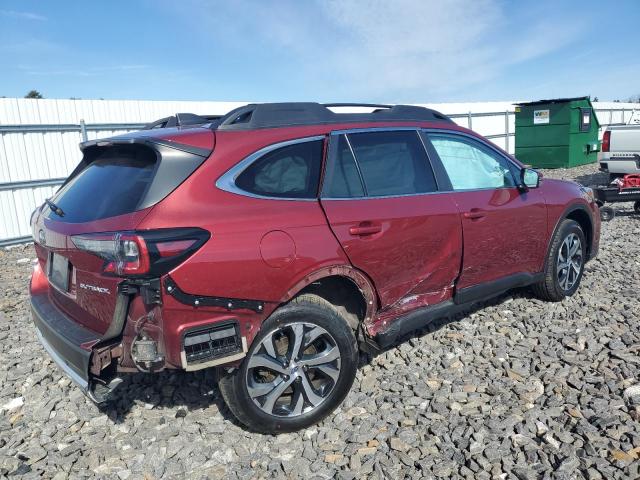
[532,219,586,302]
[219,294,358,433]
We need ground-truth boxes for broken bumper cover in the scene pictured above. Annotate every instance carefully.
[30,293,99,399]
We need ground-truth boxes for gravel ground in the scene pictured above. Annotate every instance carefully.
[1,163,639,479]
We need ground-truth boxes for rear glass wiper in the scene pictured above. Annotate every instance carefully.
[45,199,65,217]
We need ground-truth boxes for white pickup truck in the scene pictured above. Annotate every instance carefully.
[599,110,640,180]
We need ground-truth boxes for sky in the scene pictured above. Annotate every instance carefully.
[1,0,639,103]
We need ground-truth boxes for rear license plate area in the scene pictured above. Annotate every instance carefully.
[47,252,70,292]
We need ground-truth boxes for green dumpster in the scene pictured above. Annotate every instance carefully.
[514,96,600,169]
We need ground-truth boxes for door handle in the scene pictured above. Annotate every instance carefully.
[463,209,486,220]
[349,223,382,236]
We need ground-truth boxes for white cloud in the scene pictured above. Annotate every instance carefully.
[0,10,47,21]
[168,0,590,101]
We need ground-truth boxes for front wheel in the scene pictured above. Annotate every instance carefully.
[532,219,586,302]
[219,294,358,433]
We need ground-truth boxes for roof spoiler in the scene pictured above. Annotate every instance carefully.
[143,113,222,130]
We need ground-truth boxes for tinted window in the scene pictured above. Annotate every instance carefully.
[429,134,516,190]
[346,130,437,197]
[50,145,158,222]
[235,140,323,199]
[322,135,365,198]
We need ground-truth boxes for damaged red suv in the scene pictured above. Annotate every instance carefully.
[30,103,600,432]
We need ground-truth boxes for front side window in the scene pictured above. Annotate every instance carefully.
[322,130,437,198]
[428,134,516,190]
[235,140,323,198]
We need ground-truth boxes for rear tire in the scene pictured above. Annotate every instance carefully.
[634,201,640,214]
[532,219,586,302]
[219,294,358,433]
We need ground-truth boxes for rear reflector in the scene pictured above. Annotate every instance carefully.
[183,322,242,365]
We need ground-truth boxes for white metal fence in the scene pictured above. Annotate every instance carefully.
[1,98,637,246]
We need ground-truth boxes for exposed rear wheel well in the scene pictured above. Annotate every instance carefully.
[295,276,367,331]
[566,208,593,257]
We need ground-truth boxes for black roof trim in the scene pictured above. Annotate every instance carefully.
[515,96,591,107]
[143,113,222,130]
[213,102,453,130]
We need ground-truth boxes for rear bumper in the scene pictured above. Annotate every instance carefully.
[29,262,106,400]
[599,156,640,174]
[31,292,99,394]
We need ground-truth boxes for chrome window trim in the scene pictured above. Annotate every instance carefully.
[322,190,452,201]
[215,135,326,201]
[321,184,519,200]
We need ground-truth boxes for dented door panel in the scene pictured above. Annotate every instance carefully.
[321,194,463,312]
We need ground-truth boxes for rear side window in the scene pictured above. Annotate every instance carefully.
[50,145,158,223]
[324,130,437,197]
[235,140,323,199]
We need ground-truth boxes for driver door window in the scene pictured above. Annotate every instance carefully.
[428,134,515,190]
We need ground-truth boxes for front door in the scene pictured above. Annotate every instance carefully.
[425,132,547,291]
[320,129,463,309]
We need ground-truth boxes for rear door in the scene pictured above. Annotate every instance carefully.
[424,131,547,295]
[320,129,462,309]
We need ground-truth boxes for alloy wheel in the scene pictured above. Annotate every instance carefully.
[245,322,341,417]
[556,232,583,291]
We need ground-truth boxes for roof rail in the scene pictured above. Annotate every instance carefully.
[324,103,393,109]
[143,113,222,130]
[214,102,452,130]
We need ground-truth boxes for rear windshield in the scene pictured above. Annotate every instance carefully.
[50,145,158,222]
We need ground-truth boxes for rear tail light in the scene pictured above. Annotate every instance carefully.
[602,130,610,152]
[72,228,209,277]
[155,239,197,258]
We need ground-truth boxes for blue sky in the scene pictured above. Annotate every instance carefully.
[1,0,639,103]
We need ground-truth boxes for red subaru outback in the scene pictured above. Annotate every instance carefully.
[29,103,600,433]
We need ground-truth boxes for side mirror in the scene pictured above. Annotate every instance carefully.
[521,168,540,189]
